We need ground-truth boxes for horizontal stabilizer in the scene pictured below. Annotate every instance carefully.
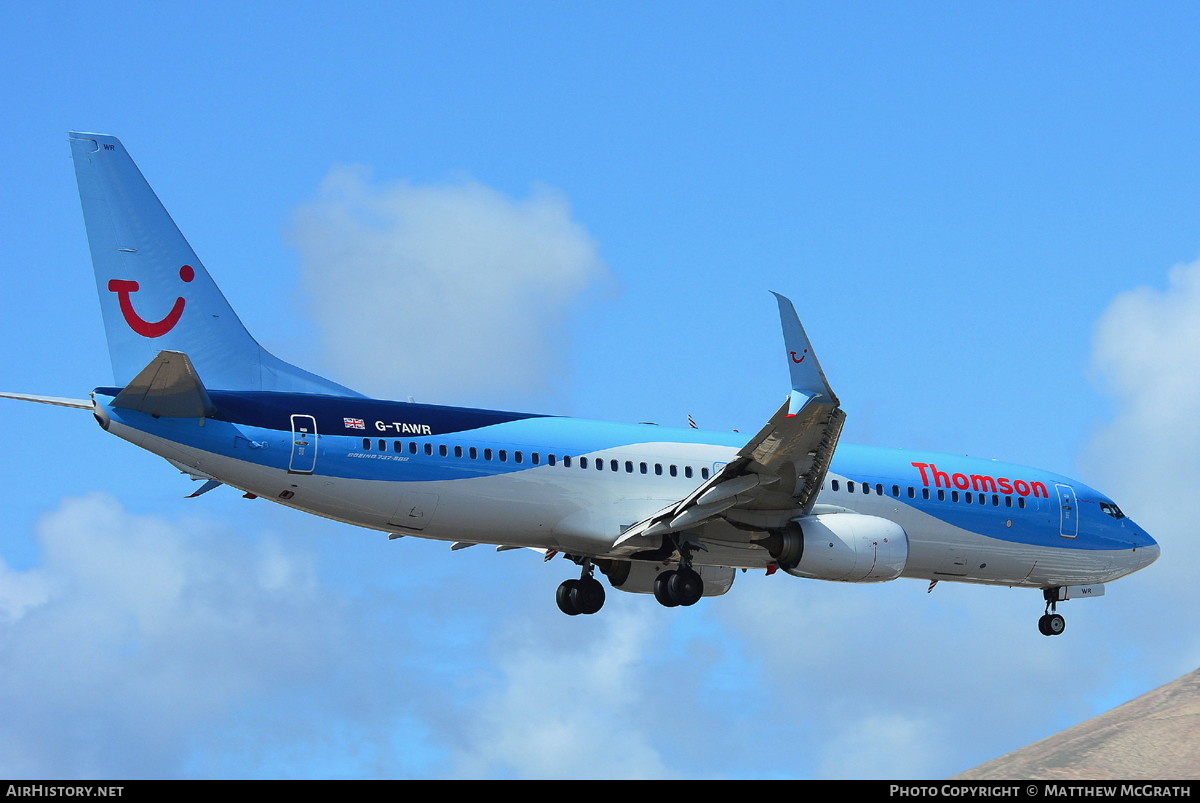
[113,350,216,418]
[0,392,92,410]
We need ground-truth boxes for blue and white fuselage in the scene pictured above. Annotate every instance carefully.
[92,385,1157,591]
[1,132,1159,633]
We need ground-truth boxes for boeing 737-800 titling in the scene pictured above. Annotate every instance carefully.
[1,133,1159,635]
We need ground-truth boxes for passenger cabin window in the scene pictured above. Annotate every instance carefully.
[439,445,448,457]
[362,438,371,450]
[499,450,508,462]
[563,455,572,468]
[548,454,557,466]
[484,448,493,461]
[685,466,693,478]
[701,468,710,479]
[469,446,478,459]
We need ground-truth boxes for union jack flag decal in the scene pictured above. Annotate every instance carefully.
[343,417,365,429]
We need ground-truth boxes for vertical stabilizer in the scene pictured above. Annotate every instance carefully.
[69,132,360,396]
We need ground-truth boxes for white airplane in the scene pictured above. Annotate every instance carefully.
[1,133,1160,635]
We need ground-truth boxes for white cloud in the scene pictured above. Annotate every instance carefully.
[447,602,681,779]
[1084,261,1200,591]
[0,494,344,778]
[288,168,612,409]
[817,714,941,780]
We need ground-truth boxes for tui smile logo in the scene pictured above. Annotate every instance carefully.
[108,265,195,337]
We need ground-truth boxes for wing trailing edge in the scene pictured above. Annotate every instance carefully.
[615,294,845,547]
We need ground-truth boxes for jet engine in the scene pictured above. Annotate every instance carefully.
[757,513,908,582]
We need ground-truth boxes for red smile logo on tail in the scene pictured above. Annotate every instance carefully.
[108,265,194,337]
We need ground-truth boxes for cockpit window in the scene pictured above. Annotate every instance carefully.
[1099,502,1126,519]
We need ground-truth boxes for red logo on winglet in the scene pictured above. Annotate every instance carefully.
[790,349,807,364]
[108,265,194,338]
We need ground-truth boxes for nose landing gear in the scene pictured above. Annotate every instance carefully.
[1038,589,1066,636]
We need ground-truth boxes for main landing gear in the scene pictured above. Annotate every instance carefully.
[653,538,704,608]
[1038,589,1066,637]
[556,561,606,616]
[653,566,704,607]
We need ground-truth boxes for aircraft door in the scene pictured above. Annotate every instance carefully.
[289,414,318,474]
[1055,483,1078,538]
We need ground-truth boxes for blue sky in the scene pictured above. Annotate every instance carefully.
[3,2,1200,779]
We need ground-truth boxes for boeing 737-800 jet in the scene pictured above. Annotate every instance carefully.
[1,133,1159,635]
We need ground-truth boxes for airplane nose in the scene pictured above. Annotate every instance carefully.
[1139,541,1161,569]
[1129,523,1160,569]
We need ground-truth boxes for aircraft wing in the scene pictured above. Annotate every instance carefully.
[616,294,845,545]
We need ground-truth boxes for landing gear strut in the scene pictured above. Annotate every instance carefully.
[652,538,704,608]
[556,560,605,616]
[1038,589,1066,636]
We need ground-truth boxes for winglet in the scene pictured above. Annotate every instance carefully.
[770,292,839,414]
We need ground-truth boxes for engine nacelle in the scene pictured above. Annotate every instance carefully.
[762,513,908,582]
[600,560,736,597]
